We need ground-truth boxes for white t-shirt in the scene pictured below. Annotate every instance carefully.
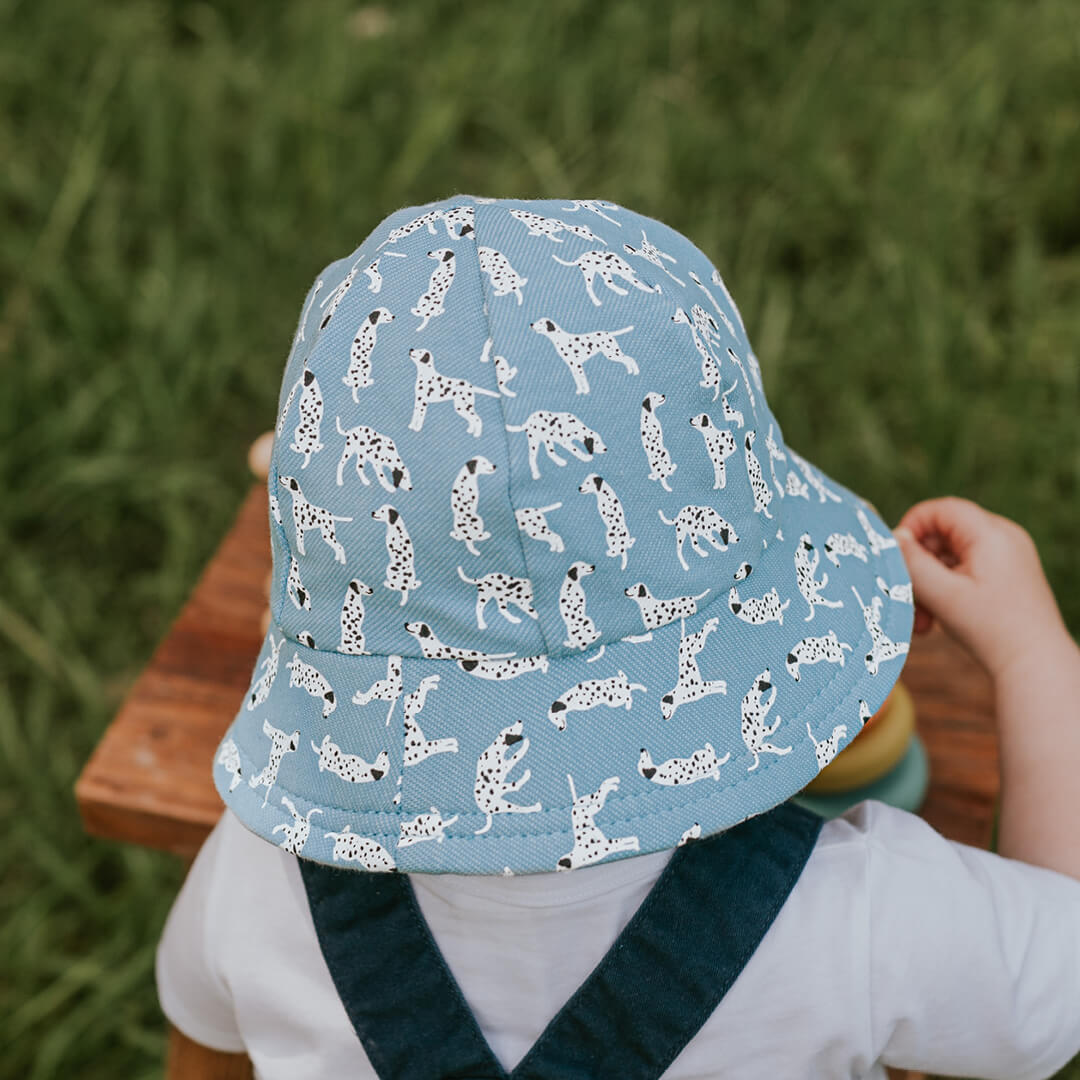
[155,799,1080,1080]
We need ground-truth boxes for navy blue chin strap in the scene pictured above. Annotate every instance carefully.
[298,799,824,1080]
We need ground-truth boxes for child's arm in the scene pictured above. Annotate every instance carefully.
[894,497,1080,880]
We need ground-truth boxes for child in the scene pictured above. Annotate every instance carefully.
[155,196,1080,1079]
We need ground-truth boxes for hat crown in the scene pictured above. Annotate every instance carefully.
[269,196,777,660]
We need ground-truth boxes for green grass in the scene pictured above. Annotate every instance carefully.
[2,0,1078,1076]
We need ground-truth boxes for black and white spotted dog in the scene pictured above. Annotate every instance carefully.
[479,337,518,397]
[362,253,405,295]
[411,248,456,331]
[728,585,791,626]
[689,413,738,489]
[478,246,527,304]
[343,307,394,400]
[637,741,730,786]
[325,826,396,871]
[657,505,740,572]
[764,424,787,498]
[407,348,500,437]
[671,307,721,401]
[557,775,639,871]
[640,392,676,492]
[530,318,638,396]
[851,587,910,674]
[688,269,738,339]
[623,230,684,286]
[855,505,899,556]
[794,534,844,621]
[624,583,710,633]
[286,653,337,718]
[789,448,843,504]
[506,410,607,481]
[457,566,538,629]
[371,504,421,605]
[877,575,913,604]
[311,733,389,783]
[335,418,412,492]
[561,198,623,225]
[458,654,551,681]
[807,721,848,772]
[279,476,351,564]
[352,654,404,726]
[271,795,322,856]
[661,617,728,720]
[378,207,446,249]
[744,431,774,519]
[217,738,243,791]
[785,630,853,681]
[399,808,459,848]
[559,561,601,652]
[552,250,659,307]
[276,365,325,469]
[403,675,459,766]
[508,208,605,244]
[338,579,373,655]
[247,633,284,710]
[441,204,475,239]
[514,502,564,552]
[404,621,515,664]
[473,718,542,835]
[296,631,316,649]
[248,718,300,807]
[318,262,359,333]
[548,670,647,730]
[450,456,497,556]
[720,380,745,429]
[785,469,810,499]
[579,473,635,570]
[740,669,791,771]
[824,532,869,568]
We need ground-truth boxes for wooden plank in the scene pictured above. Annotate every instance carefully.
[76,484,999,859]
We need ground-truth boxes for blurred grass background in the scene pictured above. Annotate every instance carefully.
[1,0,1078,1076]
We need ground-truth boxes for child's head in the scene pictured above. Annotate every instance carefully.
[214,196,912,874]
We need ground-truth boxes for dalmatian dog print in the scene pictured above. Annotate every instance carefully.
[658,505,740,571]
[671,306,721,401]
[877,576,914,604]
[720,380,745,429]
[317,260,360,332]
[557,775,639,870]
[514,502,564,552]
[530,317,638,395]
[276,365,324,469]
[449,456,497,556]
[824,532,869,568]
[335,418,412,492]
[623,230,684,286]
[785,469,810,499]
[785,630,853,682]
[678,823,702,846]
[740,669,792,772]
[624,584,710,633]
[789,448,843,504]
[508,207,605,244]
[399,808,459,847]
[377,207,445,248]
[506,410,607,480]
[286,653,337,718]
[547,670,647,730]
[408,348,500,437]
[479,337,517,397]
[856,505,899,556]
[640,392,676,492]
[690,413,737,489]
[325,826,396,870]
[578,473,635,570]
[343,307,395,400]
[660,617,727,720]
[286,555,310,611]
[247,633,284,711]
[411,248,457,331]
[279,476,351,564]
[806,722,848,772]
[362,252,406,294]
[561,199,623,225]
[338,579,373,654]
[352,654,404,726]
[764,424,787,497]
[441,204,476,239]
[402,675,459,766]
[248,718,300,807]
[474,719,542,834]
[404,621,515,665]
[477,246,527,303]
[552,249,659,307]
[558,562,601,652]
[637,742,731,786]
[371,505,421,605]
[794,534,845,620]
[311,734,389,783]
[852,586,910,674]
[457,567,538,629]
[728,585,791,626]
[216,738,243,791]
[744,431,774,519]
[457,654,551,681]
[272,796,322,856]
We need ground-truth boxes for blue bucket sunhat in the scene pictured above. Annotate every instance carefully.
[212,195,913,875]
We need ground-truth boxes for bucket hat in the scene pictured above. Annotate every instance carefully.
[212,195,913,875]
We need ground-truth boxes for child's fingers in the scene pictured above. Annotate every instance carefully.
[913,606,935,635]
[894,524,969,617]
[896,497,988,563]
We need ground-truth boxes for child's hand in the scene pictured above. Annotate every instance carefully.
[893,496,1067,681]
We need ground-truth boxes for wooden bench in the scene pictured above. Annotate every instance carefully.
[75,484,999,1080]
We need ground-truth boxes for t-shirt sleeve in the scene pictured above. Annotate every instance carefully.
[155,811,247,1053]
[863,799,1080,1079]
